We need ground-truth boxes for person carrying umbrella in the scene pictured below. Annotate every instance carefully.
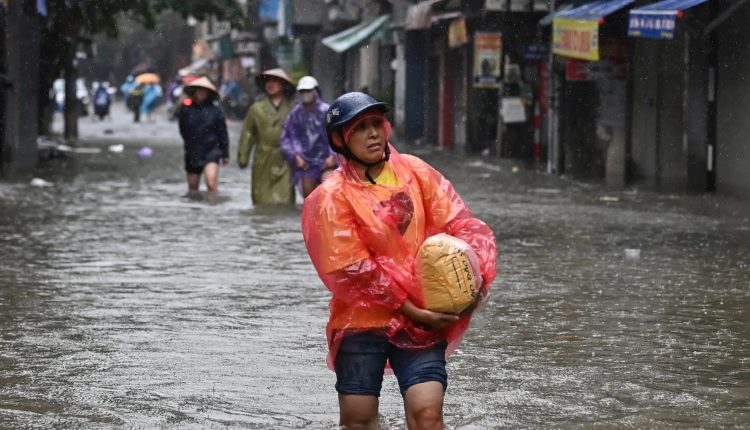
[280,76,337,198]
[237,68,296,205]
[177,77,229,193]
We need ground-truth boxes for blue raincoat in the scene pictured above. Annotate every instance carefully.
[141,84,163,114]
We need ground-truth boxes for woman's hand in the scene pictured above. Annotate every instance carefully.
[324,155,337,169]
[399,299,459,329]
[458,291,485,317]
[295,154,308,170]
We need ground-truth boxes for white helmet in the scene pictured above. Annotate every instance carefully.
[297,76,319,91]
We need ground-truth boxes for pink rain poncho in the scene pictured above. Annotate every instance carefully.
[302,145,497,369]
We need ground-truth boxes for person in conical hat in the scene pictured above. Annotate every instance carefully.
[301,92,497,429]
[177,76,229,193]
[184,76,218,94]
[254,67,293,86]
[238,68,296,204]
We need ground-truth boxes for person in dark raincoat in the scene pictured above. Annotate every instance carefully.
[177,77,229,193]
[280,75,337,198]
[127,84,145,123]
[237,68,296,205]
[302,93,497,429]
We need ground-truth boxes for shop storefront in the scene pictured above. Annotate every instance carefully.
[400,0,548,157]
[550,0,634,183]
[468,4,549,157]
[627,0,712,192]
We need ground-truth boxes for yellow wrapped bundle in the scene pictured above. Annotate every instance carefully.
[416,234,482,314]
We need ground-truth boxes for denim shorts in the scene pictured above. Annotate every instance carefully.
[334,331,448,397]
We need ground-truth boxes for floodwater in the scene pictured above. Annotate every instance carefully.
[1,108,749,429]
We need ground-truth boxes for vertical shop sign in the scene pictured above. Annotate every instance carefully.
[553,18,600,61]
[448,18,468,48]
[473,32,503,88]
[539,61,550,113]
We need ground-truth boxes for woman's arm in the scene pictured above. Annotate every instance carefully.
[398,299,459,329]
[406,155,497,291]
[279,111,298,165]
[216,108,230,160]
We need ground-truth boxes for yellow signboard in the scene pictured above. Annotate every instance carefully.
[448,18,468,48]
[553,18,600,61]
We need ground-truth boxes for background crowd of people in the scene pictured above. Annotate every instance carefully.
[51,67,335,202]
[178,67,336,202]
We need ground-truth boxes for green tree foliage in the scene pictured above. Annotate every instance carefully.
[152,0,249,29]
[87,12,195,84]
[44,0,247,36]
[37,0,248,134]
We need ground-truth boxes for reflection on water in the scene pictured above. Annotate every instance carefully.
[1,139,749,429]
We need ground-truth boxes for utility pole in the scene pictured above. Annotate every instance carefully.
[0,2,8,164]
[2,0,41,179]
[63,38,80,142]
[61,16,84,143]
[547,0,560,175]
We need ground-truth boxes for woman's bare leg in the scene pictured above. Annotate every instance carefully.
[187,173,200,191]
[403,381,445,430]
[301,176,318,198]
[203,162,219,192]
[339,394,379,429]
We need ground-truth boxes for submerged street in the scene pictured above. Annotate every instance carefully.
[1,105,749,429]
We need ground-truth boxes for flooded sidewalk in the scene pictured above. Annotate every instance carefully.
[1,106,749,428]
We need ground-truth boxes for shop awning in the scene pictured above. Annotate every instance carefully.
[37,0,48,17]
[539,0,592,26]
[628,0,708,39]
[322,15,391,53]
[555,0,636,20]
[553,0,636,61]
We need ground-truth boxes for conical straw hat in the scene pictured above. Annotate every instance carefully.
[184,76,218,93]
[255,68,294,87]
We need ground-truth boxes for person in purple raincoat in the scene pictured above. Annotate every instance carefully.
[280,76,337,198]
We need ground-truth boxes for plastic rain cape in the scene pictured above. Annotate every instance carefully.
[302,145,497,370]
[280,99,335,189]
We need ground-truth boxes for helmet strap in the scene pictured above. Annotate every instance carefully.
[363,144,391,185]
[336,129,391,185]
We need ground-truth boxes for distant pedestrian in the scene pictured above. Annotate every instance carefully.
[93,82,112,121]
[127,84,145,123]
[177,77,229,193]
[280,76,337,198]
[120,75,135,104]
[237,68,296,205]
[141,83,163,123]
[301,92,497,429]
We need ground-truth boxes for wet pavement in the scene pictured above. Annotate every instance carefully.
[1,103,749,429]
